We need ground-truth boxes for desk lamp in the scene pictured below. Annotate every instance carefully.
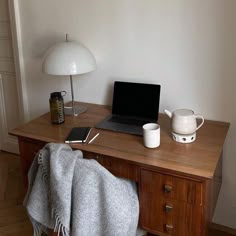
[42,34,96,116]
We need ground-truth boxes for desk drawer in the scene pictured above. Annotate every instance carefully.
[139,169,203,236]
[141,198,202,235]
[140,169,202,204]
[83,151,139,181]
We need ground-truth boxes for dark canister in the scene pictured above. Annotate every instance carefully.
[49,91,65,124]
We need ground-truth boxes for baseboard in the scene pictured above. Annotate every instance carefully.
[1,135,19,154]
[210,222,236,235]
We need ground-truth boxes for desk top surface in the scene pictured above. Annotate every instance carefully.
[10,102,229,179]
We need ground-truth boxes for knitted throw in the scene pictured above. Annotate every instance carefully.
[24,143,144,236]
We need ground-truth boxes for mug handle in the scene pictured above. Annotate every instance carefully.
[195,115,204,131]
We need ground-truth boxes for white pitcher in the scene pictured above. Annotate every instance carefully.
[164,109,204,135]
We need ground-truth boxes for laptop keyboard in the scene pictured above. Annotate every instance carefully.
[109,116,148,126]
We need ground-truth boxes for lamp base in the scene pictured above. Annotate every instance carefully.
[64,105,87,116]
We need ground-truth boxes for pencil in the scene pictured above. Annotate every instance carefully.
[88,133,100,144]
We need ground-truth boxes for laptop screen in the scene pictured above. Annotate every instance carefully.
[112,81,161,120]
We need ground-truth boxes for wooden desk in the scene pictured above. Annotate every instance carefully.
[10,102,229,236]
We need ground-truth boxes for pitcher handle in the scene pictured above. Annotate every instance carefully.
[195,114,204,131]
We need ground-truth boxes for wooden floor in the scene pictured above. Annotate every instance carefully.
[0,150,234,236]
[0,151,33,235]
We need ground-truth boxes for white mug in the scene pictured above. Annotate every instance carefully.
[143,123,160,148]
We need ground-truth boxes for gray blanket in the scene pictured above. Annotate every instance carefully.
[24,143,144,236]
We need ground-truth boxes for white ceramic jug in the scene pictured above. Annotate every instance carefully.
[164,109,204,135]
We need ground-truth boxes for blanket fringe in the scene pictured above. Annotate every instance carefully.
[52,208,70,236]
[38,150,69,236]
[38,151,49,183]
[32,221,41,236]
[29,215,47,236]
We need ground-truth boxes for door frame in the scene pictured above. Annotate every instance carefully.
[0,74,5,150]
[0,1,29,153]
[8,0,29,123]
[0,74,19,153]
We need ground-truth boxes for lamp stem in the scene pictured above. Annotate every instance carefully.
[64,75,87,116]
[70,75,75,114]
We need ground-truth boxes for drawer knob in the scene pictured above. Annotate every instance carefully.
[165,224,174,232]
[164,185,173,193]
[165,204,173,213]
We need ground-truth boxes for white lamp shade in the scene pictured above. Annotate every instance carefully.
[42,41,96,75]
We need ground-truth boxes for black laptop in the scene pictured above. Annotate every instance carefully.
[95,81,161,135]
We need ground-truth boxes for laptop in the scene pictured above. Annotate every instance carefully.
[95,81,161,135]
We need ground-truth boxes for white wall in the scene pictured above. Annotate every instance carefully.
[16,0,236,229]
